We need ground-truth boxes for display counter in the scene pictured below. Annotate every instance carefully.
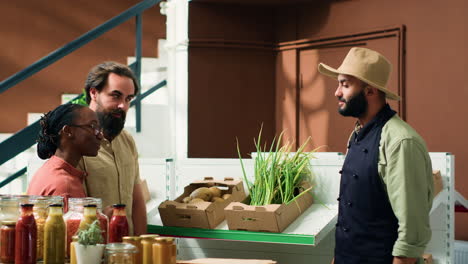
[145,153,459,263]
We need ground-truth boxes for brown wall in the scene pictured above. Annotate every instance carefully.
[274,0,468,241]
[188,3,276,158]
[188,0,468,239]
[0,0,166,133]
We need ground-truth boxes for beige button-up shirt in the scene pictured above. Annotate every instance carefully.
[78,129,140,234]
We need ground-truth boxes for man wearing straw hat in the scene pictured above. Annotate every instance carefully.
[318,47,433,264]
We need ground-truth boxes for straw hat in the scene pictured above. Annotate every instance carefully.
[318,47,400,101]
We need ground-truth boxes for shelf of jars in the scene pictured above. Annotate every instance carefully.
[0,195,178,264]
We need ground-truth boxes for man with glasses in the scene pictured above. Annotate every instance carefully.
[78,61,147,235]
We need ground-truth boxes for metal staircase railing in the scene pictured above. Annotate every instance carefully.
[0,79,167,189]
[0,0,160,94]
[0,0,164,189]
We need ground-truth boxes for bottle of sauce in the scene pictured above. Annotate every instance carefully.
[79,204,98,231]
[15,203,37,264]
[0,221,16,263]
[30,196,49,261]
[43,204,65,264]
[109,204,129,243]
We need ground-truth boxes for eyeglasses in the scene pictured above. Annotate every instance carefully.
[70,123,103,136]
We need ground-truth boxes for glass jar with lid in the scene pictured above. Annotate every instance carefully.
[152,237,176,264]
[0,220,16,263]
[140,234,159,264]
[104,243,138,264]
[0,196,19,223]
[122,236,142,264]
[67,235,79,264]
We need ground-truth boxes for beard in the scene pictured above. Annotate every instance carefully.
[97,109,126,139]
[338,90,368,118]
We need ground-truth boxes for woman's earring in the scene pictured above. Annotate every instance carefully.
[68,133,72,137]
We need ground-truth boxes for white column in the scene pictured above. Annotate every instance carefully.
[164,0,189,160]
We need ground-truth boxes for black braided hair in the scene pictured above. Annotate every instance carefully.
[37,103,86,159]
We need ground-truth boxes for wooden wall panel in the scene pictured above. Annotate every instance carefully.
[188,47,276,158]
[188,2,276,158]
[189,2,275,42]
[274,0,468,240]
[275,50,297,144]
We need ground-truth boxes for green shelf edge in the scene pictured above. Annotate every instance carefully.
[147,225,315,245]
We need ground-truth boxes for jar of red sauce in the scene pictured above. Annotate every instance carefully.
[0,221,16,263]
[109,204,129,243]
[15,204,37,264]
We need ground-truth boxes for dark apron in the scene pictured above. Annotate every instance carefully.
[335,104,398,264]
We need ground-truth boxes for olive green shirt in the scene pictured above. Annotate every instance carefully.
[78,129,141,235]
[376,115,434,259]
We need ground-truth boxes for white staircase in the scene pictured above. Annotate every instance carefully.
[0,133,34,194]
[125,39,171,158]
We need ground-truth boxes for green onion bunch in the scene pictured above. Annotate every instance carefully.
[237,128,315,206]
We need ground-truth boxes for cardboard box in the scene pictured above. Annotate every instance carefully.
[433,170,443,197]
[224,182,313,233]
[177,258,276,264]
[159,177,246,229]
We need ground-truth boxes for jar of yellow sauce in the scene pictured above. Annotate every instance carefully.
[105,243,137,264]
[122,236,142,264]
[140,234,159,264]
[152,237,176,264]
[69,236,78,264]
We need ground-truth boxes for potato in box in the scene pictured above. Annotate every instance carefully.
[158,177,246,229]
